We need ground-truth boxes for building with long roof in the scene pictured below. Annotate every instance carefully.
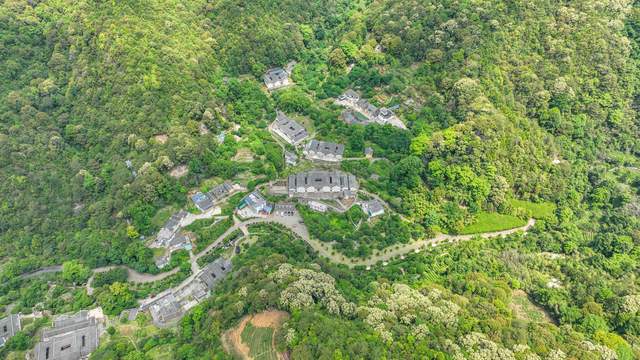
[269,111,308,146]
[0,314,20,347]
[303,140,345,162]
[288,171,358,199]
[34,310,103,360]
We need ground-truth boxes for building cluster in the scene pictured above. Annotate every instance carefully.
[269,111,309,146]
[150,210,191,255]
[0,314,20,348]
[336,90,406,130]
[237,191,274,219]
[34,309,104,360]
[288,170,359,200]
[190,182,239,212]
[141,258,232,327]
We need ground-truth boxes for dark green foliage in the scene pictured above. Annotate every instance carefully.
[92,268,129,289]
[299,206,419,258]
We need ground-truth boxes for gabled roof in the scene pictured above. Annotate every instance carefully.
[305,140,345,157]
[264,68,289,84]
[288,171,359,192]
[239,191,272,213]
[273,111,308,144]
[191,192,214,211]
[208,182,233,200]
[198,258,232,289]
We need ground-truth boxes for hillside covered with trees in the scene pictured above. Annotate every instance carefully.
[1,0,640,359]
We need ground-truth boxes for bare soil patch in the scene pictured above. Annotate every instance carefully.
[154,134,169,144]
[233,148,255,163]
[169,165,189,178]
[222,310,289,360]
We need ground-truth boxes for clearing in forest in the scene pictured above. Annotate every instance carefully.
[510,289,555,324]
[460,212,527,235]
[223,310,289,360]
[233,148,255,162]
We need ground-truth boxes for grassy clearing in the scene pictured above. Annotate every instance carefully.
[240,323,277,360]
[185,217,234,252]
[146,344,174,360]
[511,290,554,323]
[510,199,556,219]
[461,212,527,235]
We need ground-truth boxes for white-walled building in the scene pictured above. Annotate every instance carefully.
[269,111,309,146]
[288,171,358,199]
[264,68,290,90]
[303,140,345,162]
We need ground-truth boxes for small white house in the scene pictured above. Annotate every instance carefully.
[308,201,328,213]
[361,200,385,218]
[264,68,290,90]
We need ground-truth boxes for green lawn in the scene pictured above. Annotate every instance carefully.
[241,323,278,360]
[185,217,234,252]
[460,212,527,235]
[510,199,556,219]
[146,344,174,360]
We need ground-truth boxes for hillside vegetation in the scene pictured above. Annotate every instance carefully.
[1,0,640,359]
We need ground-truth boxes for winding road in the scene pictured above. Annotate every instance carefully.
[193,213,535,268]
[20,214,536,279]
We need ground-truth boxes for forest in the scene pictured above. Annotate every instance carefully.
[1,0,639,359]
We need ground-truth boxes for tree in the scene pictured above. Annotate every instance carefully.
[98,282,136,316]
[61,261,91,284]
[329,48,347,70]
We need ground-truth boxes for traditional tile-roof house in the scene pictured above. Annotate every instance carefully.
[0,314,20,347]
[209,182,234,202]
[308,201,328,213]
[303,140,345,162]
[237,191,273,218]
[274,203,296,216]
[341,110,372,125]
[364,147,374,158]
[35,310,103,360]
[336,90,406,129]
[143,258,232,327]
[154,210,188,248]
[358,99,379,118]
[191,192,214,212]
[264,68,290,90]
[361,200,385,218]
[284,151,298,166]
[336,89,360,106]
[191,182,237,212]
[288,171,359,199]
[198,258,232,289]
[269,111,309,146]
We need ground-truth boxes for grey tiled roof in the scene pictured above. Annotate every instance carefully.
[264,68,288,85]
[208,182,233,200]
[198,258,232,289]
[273,111,308,144]
[305,140,345,157]
[0,314,20,346]
[191,192,214,211]
[35,311,99,360]
[288,171,359,193]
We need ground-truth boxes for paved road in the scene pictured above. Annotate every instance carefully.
[192,214,536,268]
[20,215,536,281]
